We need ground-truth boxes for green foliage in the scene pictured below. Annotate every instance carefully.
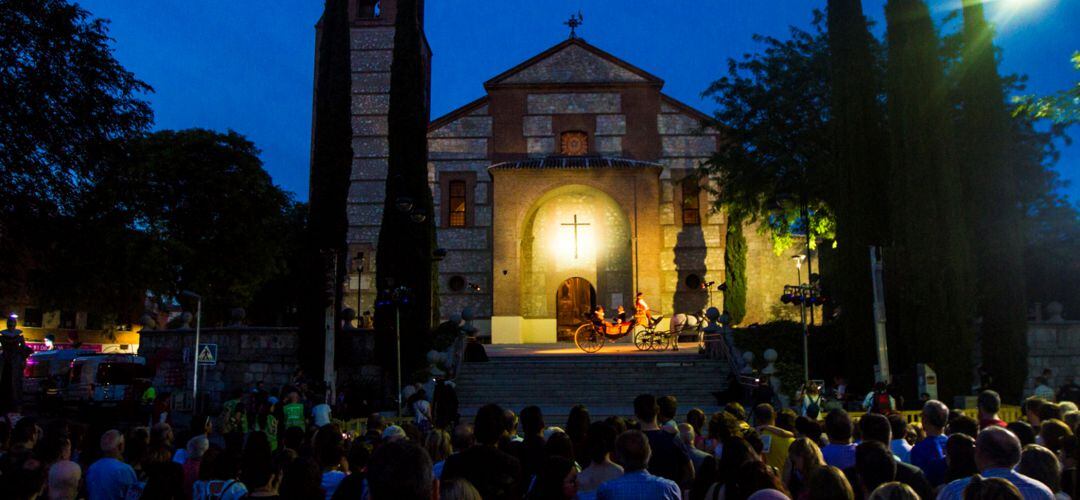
[724,215,747,324]
[954,0,1029,401]
[700,16,835,253]
[1013,52,1080,124]
[826,0,891,388]
[0,0,152,306]
[376,0,437,375]
[301,0,354,376]
[884,0,975,399]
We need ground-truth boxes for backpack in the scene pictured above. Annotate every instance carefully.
[871,392,891,414]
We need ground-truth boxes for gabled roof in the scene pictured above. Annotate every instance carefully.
[484,38,664,89]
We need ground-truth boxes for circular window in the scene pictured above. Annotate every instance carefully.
[448,275,466,292]
[684,274,702,290]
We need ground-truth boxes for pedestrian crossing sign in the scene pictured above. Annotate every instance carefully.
[197,343,218,365]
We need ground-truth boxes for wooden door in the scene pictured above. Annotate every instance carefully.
[556,277,595,341]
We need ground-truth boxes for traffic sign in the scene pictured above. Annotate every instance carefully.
[197,343,218,366]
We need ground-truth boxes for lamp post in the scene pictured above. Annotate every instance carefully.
[180,290,202,413]
[377,285,413,417]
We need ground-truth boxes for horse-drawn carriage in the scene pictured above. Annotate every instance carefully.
[572,312,683,353]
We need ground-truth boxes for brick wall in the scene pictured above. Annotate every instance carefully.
[1026,320,1080,394]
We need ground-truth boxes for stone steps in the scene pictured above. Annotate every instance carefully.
[454,352,731,421]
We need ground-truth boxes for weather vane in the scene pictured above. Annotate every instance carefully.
[564,11,584,39]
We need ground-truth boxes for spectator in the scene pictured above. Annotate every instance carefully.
[577,421,623,495]
[182,435,209,498]
[729,460,789,499]
[944,434,978,484]
[962,475,1024,500]
[441,478,482,500]
[545,430,576,466]
[1035,377,1056,401]
[279,457,324,499]
[442,403,523,500]
[808,465,855,500]
[794,416,824,446]
[367,441,437,500]
[910,400,949,486]
[424,429,452,478]
[529,456,577,500]
[86,430,138,500]
[852,441,896,498]
[863,382,896,414]
[193,449,247,500]
[704,411,740,457]
[726,402,751,430]
[597,430,680,500]
[1037,419,1073,453]
[566,404,591,463]
[948,416,979,439]
[505,408,522,443]
[47,460,82,500]
[141,449,185,500]
[1016,444,1067,500]
[633,394,692,487]
[332,442,370,500]
[979,390,1009,429]
[868,482,918,500]
[937,426,1053,500]
[1009,421,1038,447]
[518,406,546,479]
[678,423,712,472]
[753,404,795,471]
[887,415,911,463]
[856,413,932,499]
[658,396,679,430]
[314,425,347,500]
[1038,404,1065,425]
[1058,376,1080,404]
[687,408,707,449]
[1061,435,1078,499]
[782,437,824,499]
[240,448,284,499]
[822,410,858,470]
[1026,398,1048,429]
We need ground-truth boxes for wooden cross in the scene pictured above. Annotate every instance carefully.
[564,11,584,39]
[561,214,590,259]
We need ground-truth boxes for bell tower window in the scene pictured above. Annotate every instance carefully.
[681,177,702,226]
[560,131,589,156]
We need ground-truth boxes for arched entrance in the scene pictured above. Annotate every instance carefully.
[556,277,596,340]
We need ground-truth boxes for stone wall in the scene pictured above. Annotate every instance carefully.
[138,327,383,412]
[1026,320,1080,394]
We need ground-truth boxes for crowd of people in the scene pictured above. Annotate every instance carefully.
[0,381,1077,499]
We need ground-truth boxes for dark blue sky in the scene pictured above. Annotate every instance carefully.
[79,0,1079,202]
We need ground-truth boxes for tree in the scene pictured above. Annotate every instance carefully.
[723,215,747,323]
[86,129,298,323]
[884,0,975,398]
[302,0,354,377]
[954,0,1028,400]
[0,0,151,304]
[700,17,835,253]
[1014,52,1080,124]
[826,0,891,382]
[375,0,436,377]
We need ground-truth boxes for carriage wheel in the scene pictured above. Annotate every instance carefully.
[633,325,653,351]
[574,323,605,353]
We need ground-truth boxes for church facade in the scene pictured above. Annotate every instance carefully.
[337,1,803,342]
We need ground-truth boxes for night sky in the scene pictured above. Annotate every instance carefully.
[78,0,1079,202]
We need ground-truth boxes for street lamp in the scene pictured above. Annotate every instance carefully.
[376,285,413,417]
[353,252,366,327]
[180,290,202,413]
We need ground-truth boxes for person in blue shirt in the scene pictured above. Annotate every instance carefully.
[910,400,949,486]
[936,427,1053,500]
[597,430,681,500]
[86,430,138,500]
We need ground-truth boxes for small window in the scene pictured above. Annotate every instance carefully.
[681,178,701,226]
[448,180,467,227]
[685,274,702,290]
[560,131,589,156]
[21,308,43,328]
[59,310,77,329]
[448,276,466,292]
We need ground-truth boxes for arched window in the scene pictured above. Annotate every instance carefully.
[560,131,589,156]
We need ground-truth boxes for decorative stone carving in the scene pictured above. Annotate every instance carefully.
[741,351,755,375]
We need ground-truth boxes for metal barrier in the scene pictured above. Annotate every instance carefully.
[847,405,1022,425]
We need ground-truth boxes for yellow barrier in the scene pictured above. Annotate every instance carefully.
[848,405,1022,426]
[332,416,415,436]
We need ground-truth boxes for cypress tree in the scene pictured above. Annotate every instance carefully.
[884,0,975,398]
[957,0,1028,400]
[724,214,747,324]
[375,0,435,377]
[302,0,353,379]
[826,0,889,381]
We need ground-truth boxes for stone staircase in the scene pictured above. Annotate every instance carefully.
[454,351,731,423]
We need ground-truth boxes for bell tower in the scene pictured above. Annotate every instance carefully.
[337,0,430,315]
